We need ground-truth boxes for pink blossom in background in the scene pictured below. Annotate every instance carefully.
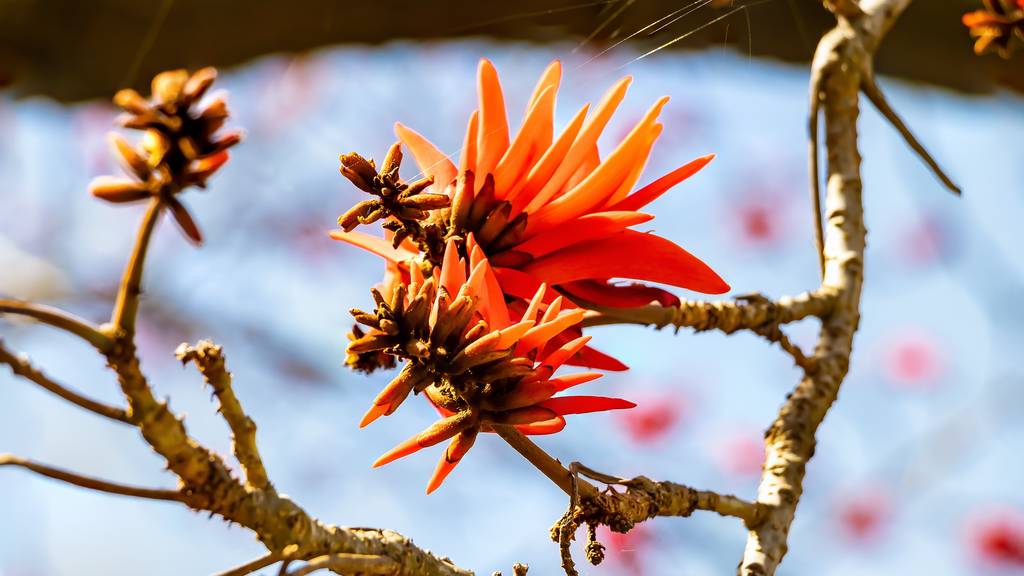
[899,213,955,268]
[597,524,654,575]
[616,392,688,445]
[714,431,765,478]
[836,488,890,543]
[881,329,945,389]
[969,511,1024,568]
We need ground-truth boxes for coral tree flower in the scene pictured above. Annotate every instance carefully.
[333,58,728,312]
[88,67,241,244]
[348,236,635,493]
[962,0,1024,57]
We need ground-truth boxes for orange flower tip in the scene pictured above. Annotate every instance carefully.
[425,457,459,494]
[372,435,424,468]
[359,403,389,428]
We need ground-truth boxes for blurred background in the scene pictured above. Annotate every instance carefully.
[2,1,1024,575]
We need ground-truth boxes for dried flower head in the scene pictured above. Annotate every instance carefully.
[88,67,241,243]
[350,236,634,493]
[333,58,728,318]
[963,0,1024,58]
[338,142,450,261]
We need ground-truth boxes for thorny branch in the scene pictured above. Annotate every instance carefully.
[176,340,270,490]
[0,299,113,351]
[0,454,185,502]
[0,339,130,423]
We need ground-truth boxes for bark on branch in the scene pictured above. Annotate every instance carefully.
[739,0,928,573]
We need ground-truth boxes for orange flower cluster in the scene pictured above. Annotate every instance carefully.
[350,236,633,493]
[89,67,241,243]
[963,0,1024,57]
[334,60,730,492]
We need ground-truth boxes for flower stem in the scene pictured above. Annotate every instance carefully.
[110,197,163,336]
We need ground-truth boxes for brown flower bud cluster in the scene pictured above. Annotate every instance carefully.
[338,143,451,260]
[88,67,241,244]
[448,170,531,268]
[963,0,1024,58]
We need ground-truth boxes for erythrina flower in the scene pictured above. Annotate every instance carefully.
[348,236,634,493]
[332,58,728,315]
[962,0,1024,58]
[88,67,241,244]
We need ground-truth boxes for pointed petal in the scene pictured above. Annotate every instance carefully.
[540,396,636,415]
[494,86,556,196]
[516,309,585,354]
[394,122,458,194]
[372,411,475,468]
[329,230,417,263]
[510,103,590,215]
[476,59,510,180]
[515,416,566,435]
[566,344,629,372]
[493,319,536,350]
[492,379,558,411]
[522,283,548,323]
[439,237,467,296]
[459,110,480,175]
[167,197,203,245]
[526,97,668,236]
[521,229,729,294]
[539,335,592,372]
[550,372,603,392]
[425,429,478,494]
[608,154,715,212]
[561,279,681,308]
[527,61,561,113]
[524,76,632,214]
[517,210,653,259]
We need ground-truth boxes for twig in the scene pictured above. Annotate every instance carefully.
[213,551,286,576]
[0,454,184,502]
[177,340,270,490]
[492,424,591,498]
[287,554,401,576]
[0,300,112,351]
[809,64,826,278]
[109,197,164,337]
[580,288,838,332]
[751,324,816,373]
[860,72,961,195]
[0,339,130,423]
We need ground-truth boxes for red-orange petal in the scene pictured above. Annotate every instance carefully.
[561,279,681,308]
[566,344,629,372]
[460,110,480,176]
[550,372,603,392]
[329,230,417,263]
[167,197,203,245]
[540,396,636,415]
[525,76,632,213]
[494,86,556,196]
[372,412,474,468]
[607,154,714,212]
[511,103,590,215]
[515,211,654,258]
[476,59,510,180]
[394,123,458,195]
[515,416,567,435]
[521,229,729,295]
[425,429,478,494]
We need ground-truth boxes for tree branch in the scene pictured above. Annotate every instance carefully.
[0,338,130,423]
[109,197,163,337]
[738,0,946,573]
[0,453,185,502]
[581,289,837,333]
[176,340,270,490]
[0,300,113,351]
[286,554,401,576]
